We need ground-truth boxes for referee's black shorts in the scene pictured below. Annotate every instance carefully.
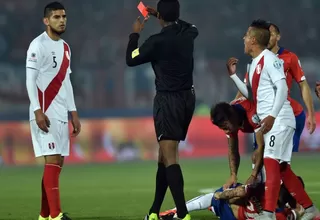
[153,88,195,142]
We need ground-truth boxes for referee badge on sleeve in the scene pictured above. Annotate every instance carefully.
[132,48,140,58]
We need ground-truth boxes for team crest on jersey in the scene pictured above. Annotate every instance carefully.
[28,52,37,62]
[251,114,260,124]
[255,64,261,75]
[273,60,282,69]
[65,51,70,60]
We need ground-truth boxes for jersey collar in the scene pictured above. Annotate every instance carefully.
[277,46,285,55]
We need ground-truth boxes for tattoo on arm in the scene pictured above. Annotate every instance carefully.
[219,186,246,200]
[228,137,240,175]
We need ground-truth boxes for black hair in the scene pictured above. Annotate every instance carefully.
[278,176,305,209]
[157,0,180,22]
[269,23,281,34]
[210,102,235,127]
[250,19,271,47]
[44,2,65,18]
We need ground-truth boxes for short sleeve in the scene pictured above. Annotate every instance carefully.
[290,53,305,83]
[266,56,286,84]
[243,72,248,83]
[26,42,42,70]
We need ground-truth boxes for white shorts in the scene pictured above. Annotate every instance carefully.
[30,119,70,157]
[263,125,294,162]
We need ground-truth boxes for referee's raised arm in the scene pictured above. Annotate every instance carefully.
[126,17,157,67]
[126,1,198,220]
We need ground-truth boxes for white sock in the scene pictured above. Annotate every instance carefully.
[262,211,274,218]
[305,205,316,213]
[184,193,214,212]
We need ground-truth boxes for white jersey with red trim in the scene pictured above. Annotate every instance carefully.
[247,49,295,128]
[26,32,71,122]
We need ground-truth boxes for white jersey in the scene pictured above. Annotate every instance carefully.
[247,49,295,128]
[26,32,72,122]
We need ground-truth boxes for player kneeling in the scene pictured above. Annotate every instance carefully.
[160,178,306,220]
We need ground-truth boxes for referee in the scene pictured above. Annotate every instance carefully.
[126,0,198,220]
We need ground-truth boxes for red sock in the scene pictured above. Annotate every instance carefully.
[43,164,62,218]
[40,178,50,217]
[263,158,281,213]
[281,163,313,209]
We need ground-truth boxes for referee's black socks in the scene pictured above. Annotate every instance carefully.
[166,164,188,218]
[149,163,168,214]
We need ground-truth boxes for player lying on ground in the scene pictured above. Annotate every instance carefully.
[211,99,319,219]
[160,178,306,220]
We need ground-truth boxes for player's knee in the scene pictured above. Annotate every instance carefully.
[45,154,62,165]
[159,140,179,167]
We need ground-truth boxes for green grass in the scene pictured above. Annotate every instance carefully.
[0,155,319,220]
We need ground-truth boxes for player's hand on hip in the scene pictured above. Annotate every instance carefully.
[306,114,316,134]
[71,114,81,137]
[223,174,237,190]
[259,115,275,134]
[133,16,149,33]
[226,57,239,76]
[34,109,50,133]
[315,81,320,98]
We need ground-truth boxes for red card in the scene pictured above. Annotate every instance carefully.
[137,1,148,17]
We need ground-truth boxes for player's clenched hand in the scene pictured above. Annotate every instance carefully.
[306,114,316,134]
[223,174,237,190]
[71,112,81,137]
[259,115,275,134]
[226,57,238,76]
[35,109,50,133]
[133,16,149,33]
[315,81,320,99]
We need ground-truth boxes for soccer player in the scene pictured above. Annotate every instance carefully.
[228,19,318,219]
[268,23,316,138]
[159,179,305,220]
[235,23,316,152]
[26,2,80,220]
[210,99,265,186]
[125,1,198,219]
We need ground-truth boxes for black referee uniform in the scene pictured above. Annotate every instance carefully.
[126,19,198,142]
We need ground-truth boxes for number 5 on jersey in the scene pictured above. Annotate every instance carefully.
[52,56,57,68]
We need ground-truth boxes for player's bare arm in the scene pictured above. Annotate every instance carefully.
[299,80,316,134]
[227,58,249,98]
[247,130,264,185]
[315,81,320,99]
[224,136,240,189]
[214,185,246,200]
[291,52,316,134]
[234,90,244,100]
